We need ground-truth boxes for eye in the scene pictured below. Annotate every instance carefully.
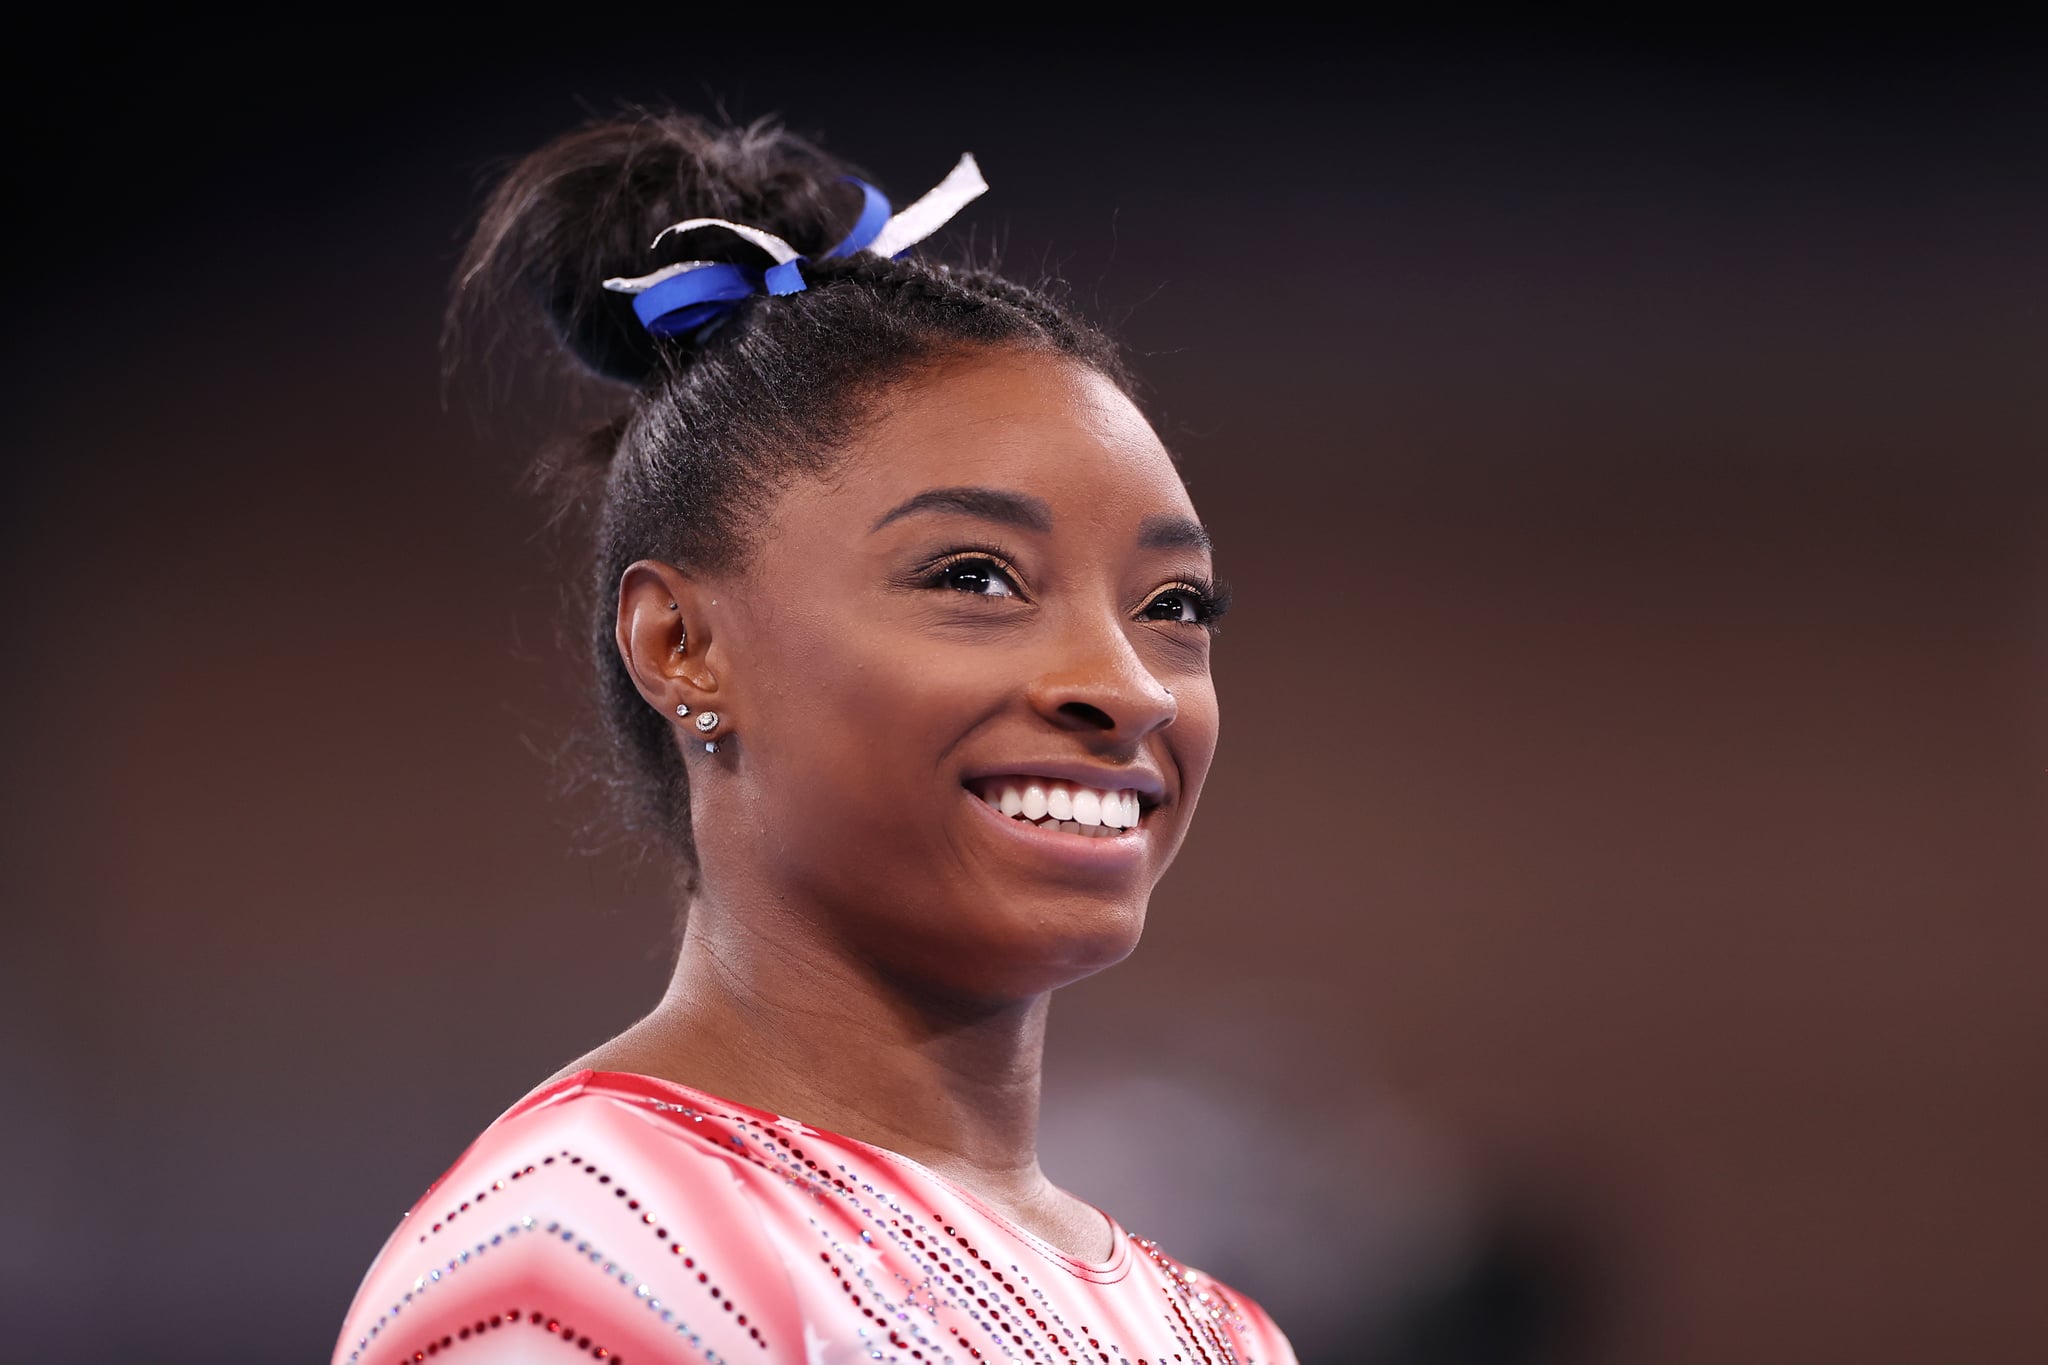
[927,553,1020,599]
[1139,578,1232,630]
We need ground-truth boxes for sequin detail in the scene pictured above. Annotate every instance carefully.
[342,1215,732,1365]
[389,1306,622,1362]
[401,1148,772,1354]
[334,1074,1296,1365]
[636,1089,1278,1365]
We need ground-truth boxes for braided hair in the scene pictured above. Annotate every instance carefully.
[453,110,1130,886]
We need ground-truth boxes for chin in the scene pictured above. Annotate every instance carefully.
[872,890,1148,1004]
[986,891,1150,994]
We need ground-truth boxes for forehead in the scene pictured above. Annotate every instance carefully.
[795,351,1196,537]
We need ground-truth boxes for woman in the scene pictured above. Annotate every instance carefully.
[332,110,1297,1365]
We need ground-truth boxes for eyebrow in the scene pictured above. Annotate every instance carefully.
[871,486,1051,534]
[1137,513,1214,554]
[871,485,1215,554]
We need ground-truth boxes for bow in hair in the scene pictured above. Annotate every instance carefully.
[603,153,989,338]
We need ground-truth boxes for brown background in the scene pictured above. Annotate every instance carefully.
[4,27,2043,1365]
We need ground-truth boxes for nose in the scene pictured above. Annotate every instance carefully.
[1026,615,1178,743]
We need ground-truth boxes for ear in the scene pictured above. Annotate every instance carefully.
[615,559,723,719]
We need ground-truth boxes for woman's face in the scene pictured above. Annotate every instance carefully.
[670,350,1221,1003]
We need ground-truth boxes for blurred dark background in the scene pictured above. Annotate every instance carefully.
[3,23,2043,1365]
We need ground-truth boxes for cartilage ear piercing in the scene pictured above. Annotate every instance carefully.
[668,601,678,609]
[674,625,688,655]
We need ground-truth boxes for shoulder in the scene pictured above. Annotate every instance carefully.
[1130,1236,1303,1365]
[331,1071,803,1365]
[1214,1279,1302,1365]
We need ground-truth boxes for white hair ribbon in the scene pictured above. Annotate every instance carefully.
[865,154,988,260]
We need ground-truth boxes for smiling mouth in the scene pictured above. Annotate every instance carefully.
[964,776,1151,839]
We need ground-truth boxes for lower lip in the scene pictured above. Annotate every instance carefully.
[962,788,1153,872]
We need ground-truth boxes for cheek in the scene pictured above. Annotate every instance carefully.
[742,627,992,860]
[1171,680,1223,806]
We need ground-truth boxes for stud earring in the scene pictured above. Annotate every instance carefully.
[675,703,691,717]
[694,709,722,753]
[667,601,678,610]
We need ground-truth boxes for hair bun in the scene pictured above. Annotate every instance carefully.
[454,110,869,385]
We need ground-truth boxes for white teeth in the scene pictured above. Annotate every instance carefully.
[972,776,1148,835]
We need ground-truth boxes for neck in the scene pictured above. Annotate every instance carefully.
[620,892,1056,1205]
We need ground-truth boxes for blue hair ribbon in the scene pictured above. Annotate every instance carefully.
[823,177,893,259]
[603,153,988,339]
[628,263,759,336]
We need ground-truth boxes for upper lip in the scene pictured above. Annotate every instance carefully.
[960,760,1168,808]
